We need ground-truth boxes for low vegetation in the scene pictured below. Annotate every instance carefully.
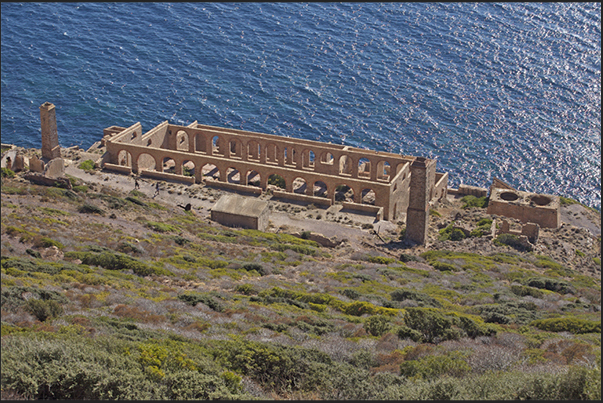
[1,174,600,400]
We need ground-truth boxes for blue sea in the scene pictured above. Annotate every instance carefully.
[1,2,600,210]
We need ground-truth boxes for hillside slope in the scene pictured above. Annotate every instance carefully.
[1,148,600,400]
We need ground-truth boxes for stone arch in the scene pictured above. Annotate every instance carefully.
[202,163,220,181]
[117,150,133,167]
[334,183,354,203]
[137,152,157,171]
[339,154,353,175]
[321,151,334,165]
[229,138,243,159]
[176,130,189,151]
[268,173,286,190]
[358,157,371,178]
[247,170,261,187]
[314,180,328,198]
[212,135,224,156]
[361,188,376,205]
[284,146,296,166]
[302,148,316,169]
[247,140,261,161]
[182,159,196,177]
[226,167,241,184]
[292,177,308,194]
[377,160,391,181]
[162,156,176,173]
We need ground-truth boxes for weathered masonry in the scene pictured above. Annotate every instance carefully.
[101,120,448,244]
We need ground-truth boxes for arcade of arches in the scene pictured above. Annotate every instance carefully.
[102,121,449,244]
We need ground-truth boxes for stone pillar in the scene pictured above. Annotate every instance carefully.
[405,157,436,245]
[40,102,61,161]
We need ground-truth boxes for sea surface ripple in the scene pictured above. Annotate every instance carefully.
[1,2,600,210]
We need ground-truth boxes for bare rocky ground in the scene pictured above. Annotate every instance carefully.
[4,143,600,279]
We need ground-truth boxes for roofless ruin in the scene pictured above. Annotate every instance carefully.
[99,120,449,244]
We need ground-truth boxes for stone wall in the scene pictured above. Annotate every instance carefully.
[487,187,560,229]
[103,120,448,239]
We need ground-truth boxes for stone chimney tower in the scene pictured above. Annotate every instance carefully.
[40,102,61,161]
[405,156,436,245]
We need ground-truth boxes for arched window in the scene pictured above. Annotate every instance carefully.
[226,167,241,184]
[176,131,189,151]
[314,181,328,198]
[137,153,156,171]
[339,155,353,175]
[202,163,220,181]
[335,184,354,202]
[361,188,376,205]
[358,158,371,178]
[247,170,261,187]
[268,174,286,190]
[182,160,196,177]
[293,177,308,194]
[162,157,176,173]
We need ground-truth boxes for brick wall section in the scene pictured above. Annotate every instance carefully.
[406,157,436,244]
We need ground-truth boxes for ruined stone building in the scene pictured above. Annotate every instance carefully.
[100,120,449,244]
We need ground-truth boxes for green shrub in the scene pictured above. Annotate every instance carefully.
[403,307,455,343]
[145,221,177,233]
[78,159,96,171]
[126,196,147,207]
[64,250,163,277]
[1,285,69,311]
[396,325,423,342]
[530,317,601,334]
[273,243,317,256]
[178,293,224,312]
[344,301,379,316]
[450,228,467,241]
[390,289,442,308]
[234,284,257,295]
[39,236,64,249]
[525,277,574,294]
[268,174,286,189]
[1,167,15,178]
[400,351,471,380]
[79,203,105,215]
[399,253,419,263]
[212,339,332,394]
[72,185,89,193]
[429,209,442,217]
[364,315,391,337]
[493,233,532,251]
[368,255,398,265]
[510,284,544,298]
[0,335,250,400]
[460,195,489,209]
[172,236,190,246]
[26,299,64,321]
[432,261,458,272]
[473,301,541,325]
[341,288,361,300]
[242,263,265,276]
